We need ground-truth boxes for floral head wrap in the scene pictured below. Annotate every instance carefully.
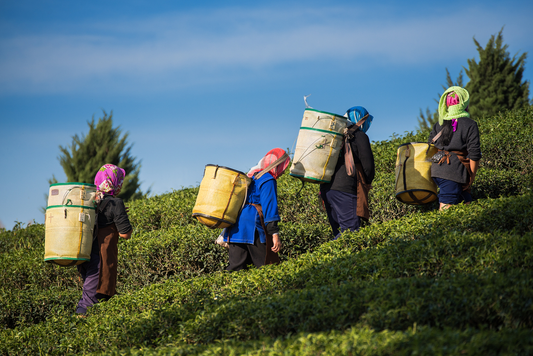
[94,164,126,200]
[346,106,373,133]
[247,148,290,180]
[438,86,470,125]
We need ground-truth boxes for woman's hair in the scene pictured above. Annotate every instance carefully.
[441,120,454,146]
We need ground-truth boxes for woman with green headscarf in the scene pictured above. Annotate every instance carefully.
[428,86,481,210]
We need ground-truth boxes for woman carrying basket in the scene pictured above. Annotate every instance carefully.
[320,106,375,239]
[223,148,290,271]
[75,164,133,315]
[428,86,482,210]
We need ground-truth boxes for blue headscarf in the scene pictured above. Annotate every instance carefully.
[346,106,373,133]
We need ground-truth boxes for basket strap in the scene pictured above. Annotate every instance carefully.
[430,129,443,144]
[426,127,444,155]
[343,114,369,177]
[250,204,280,265]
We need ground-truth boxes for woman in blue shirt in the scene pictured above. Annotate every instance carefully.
[224,148,290,271]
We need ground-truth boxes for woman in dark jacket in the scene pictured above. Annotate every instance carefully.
[75,164,133,315]
[320,106,375,239]
[428,86,481,210]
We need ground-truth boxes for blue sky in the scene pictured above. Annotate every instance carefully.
[1,0,532,230]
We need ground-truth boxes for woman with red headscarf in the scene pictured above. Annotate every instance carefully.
[75,164,133,315]
[223,148,290,271]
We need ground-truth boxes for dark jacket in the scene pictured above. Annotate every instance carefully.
[97,195,133,234]
[320,129,375,196]
[428,117,482,184]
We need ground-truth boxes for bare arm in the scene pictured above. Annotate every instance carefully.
[470,160,479,181]
[119,229,132,240]
[271,233,281,253]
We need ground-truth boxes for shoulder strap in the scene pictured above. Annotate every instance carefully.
[430,129,443,144]
[93,197,113,241]
[250,204,280,265]
[343,114,369,177]
[426,127,444,155]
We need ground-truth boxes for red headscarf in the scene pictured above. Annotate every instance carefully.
[247,148,290,180]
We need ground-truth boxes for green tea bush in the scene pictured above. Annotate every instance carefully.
[127,187,199,233]
[478,106,533,174]
[118,224,227,288]
[0,244,80,291]
[276,175,326,225]
[1,107,532,354]
[473,106,533,198]
[108,326,533,355]
[0,287,79,329]
[1,192,532,354]
[0,221,44,253]
[277,222,331,260]
[0,224,82,329]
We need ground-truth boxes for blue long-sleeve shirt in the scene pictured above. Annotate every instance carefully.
[224,172,280,244]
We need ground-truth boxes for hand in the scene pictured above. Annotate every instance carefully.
[119,229,132,240]
[271,234,281,253]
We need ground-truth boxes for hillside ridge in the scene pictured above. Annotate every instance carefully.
[1,106,532,355]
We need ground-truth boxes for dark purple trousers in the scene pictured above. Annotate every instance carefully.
[321,189,360,239]
[75,239,101,314]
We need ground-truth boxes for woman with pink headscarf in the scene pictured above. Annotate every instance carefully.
[428,86,481,210]
[223,148,290,271]
[75,164,133,315]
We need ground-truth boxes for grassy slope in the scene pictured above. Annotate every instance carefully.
[0,107,532,355]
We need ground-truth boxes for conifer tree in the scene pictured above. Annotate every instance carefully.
[49,111,146,202]
[416,69,464,133]
[416,28,530,132]
[465,28,530,118]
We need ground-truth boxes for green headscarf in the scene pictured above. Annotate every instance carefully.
[438,86,470,125]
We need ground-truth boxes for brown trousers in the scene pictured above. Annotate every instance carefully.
[96,224,119,297]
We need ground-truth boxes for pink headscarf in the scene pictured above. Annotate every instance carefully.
[446,92,461,107]
[247,148,290,180]
[447,92,460,132]
[94,164,126,200]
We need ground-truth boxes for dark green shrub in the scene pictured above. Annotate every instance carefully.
[109,326,533,355]
[0,222,44,253]
[127,187,199,233]
[0,287,79,329]
[1,192,532,354]
[1,107,532,354]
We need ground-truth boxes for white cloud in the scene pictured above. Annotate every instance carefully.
[0,4,531,94]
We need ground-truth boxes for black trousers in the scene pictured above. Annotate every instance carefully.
[226,232,266,271]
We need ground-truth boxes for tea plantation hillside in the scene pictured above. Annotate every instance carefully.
[1,107,532,355]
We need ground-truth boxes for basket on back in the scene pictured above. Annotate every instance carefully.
[395,142,438,205]
[290,108,351,183]
[192,165,251,229]
[44,183,97,266]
